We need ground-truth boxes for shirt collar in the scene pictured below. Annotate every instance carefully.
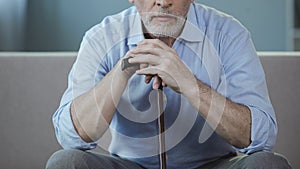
[127,12,145,46]
[178,3,204,43]
[127,3,203,46]
[178,3,204,42]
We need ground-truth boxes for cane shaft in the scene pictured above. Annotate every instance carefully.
[158,86,166,169]
[121,57,166,169]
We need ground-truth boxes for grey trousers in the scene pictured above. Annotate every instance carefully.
[46,149,292,169]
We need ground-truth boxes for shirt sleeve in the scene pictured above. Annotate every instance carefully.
[53,100,97,150]
[52,28,109,150]
[220,30,277,154]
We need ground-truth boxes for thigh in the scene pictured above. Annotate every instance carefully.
[200,152,292,169]
[229,152,292,169]
[46,149,145,169]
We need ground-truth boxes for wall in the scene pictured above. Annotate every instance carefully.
[294,0,300,50]
[199,0,293,51]
[25,0,131,51]
[0,0,27,51]
[0,0,295,51]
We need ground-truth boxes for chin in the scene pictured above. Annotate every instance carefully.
[151,32,176,38]
[148,27,181,38]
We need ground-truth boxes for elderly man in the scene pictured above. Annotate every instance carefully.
[46,0,291,168]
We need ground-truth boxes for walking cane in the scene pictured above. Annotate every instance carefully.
[157,85,167,169]
[121,57,167,169]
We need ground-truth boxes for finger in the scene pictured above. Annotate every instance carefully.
[132,39,172,56]
[130,45,163,56]
[124,50,135,58]
[129,54,160,66]
[139,63,153,84]
[152,76,162,89]
[145,75,153,84]
[137,39,163,48]
[139,63,153,83]
[136,67,158,76]
[139,63,148,69]
[162,81,167,87]
[138,39,170,50]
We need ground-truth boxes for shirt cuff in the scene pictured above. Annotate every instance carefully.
[234,105,277,154]
[53,101,97,150]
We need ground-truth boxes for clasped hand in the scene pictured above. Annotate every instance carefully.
[124,39,195,94]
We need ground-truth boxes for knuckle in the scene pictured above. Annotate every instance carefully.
[149,43,156,49]
[164,58,172,66]
[153,39,160,43]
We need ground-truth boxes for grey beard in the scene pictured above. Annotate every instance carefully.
[142,13,186,38]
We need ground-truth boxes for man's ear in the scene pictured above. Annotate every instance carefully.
[128,0,134,4]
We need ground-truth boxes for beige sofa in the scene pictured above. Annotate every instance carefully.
[0,52,298,168]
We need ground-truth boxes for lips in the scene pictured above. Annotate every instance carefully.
[152,14,175,22]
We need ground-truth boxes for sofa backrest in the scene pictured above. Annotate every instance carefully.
[259,52,300,169]
[0,52,299,168]
[0,53,75,169]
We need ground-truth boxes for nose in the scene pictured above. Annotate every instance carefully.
[155,0,172,8]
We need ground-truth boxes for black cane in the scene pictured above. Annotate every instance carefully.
[121,57,167,169]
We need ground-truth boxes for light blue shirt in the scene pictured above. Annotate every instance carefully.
[53,3,277,169]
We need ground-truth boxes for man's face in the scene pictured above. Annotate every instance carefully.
[129,0,194,38]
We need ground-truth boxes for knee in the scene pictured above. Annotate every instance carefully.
[242,151,292,169]
[46,149,87,169]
